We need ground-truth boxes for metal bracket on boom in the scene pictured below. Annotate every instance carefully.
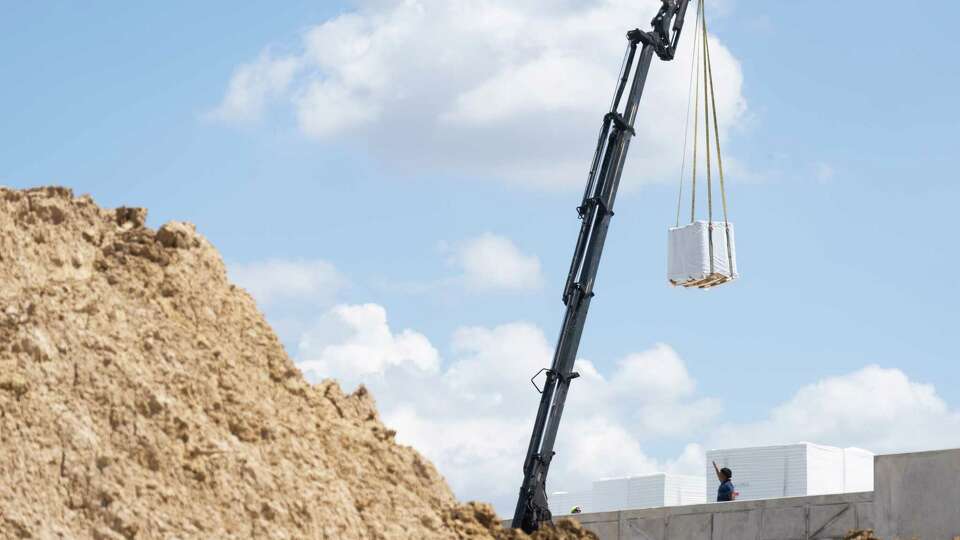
[511,0,691,534]
[605,112,636,136]
[576,197,613,220]
[531,368,580,395]
[626,0,687,60]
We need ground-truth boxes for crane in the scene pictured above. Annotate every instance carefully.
[511,0,692,533]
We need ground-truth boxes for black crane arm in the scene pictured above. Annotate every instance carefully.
[511,1,691,533]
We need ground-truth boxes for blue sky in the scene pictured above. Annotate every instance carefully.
[3,0,959,514]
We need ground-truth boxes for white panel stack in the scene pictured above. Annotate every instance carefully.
[706,443,875,502]
[806,443,845,495]
[664,474,708,506]
[549,490,592,516]
[554,474,707,514]
[668,220,738,288]
[843,447,875,492]
[626,474,666,509]
[591,477,630,512]
[706,443,806,501]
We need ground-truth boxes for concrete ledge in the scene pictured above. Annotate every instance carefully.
[500,449,960,539]
[502,493,875,539]
[581,492,873,540]
[617,492,874,520]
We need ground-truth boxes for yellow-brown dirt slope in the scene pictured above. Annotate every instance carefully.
[0,187,592,540]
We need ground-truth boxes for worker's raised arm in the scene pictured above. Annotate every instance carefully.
[713,461,724,481]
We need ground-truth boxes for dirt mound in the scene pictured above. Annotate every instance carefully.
[0,187,595,540]
[843,531,880,540]
[442,504,595,540]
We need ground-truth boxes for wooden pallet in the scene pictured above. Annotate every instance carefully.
[670,272,734,289]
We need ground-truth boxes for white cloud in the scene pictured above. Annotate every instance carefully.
[665,443,709,476]
[281,304,960,515]
[297,303,440,390]
[208,52,300,123]
[293,305,715,513]
[559,417,662,482]
[229,259,344,305]
[212,0,747,189]
[711,365,960,453]
[610,346,697,401]
[566,345,721,439]
[452,233,544,292]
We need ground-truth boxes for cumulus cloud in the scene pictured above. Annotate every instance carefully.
[297,303,440,390]
[452,233,544,292]
[566,346,721,439]
[272,298,960,516]
[711,365,960,454]
[229,259,344,305]
[211,0,747,189]
[293,304,716,513]
[208,52,300,123]
[287,301,960,515]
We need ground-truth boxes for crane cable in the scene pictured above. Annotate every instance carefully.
[700,0,715,274]
[702,3,735,274]
[675,0,734,278]
[675,1,703,227]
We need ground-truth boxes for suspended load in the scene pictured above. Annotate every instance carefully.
[668,220,737,287]
[669,0,737,289]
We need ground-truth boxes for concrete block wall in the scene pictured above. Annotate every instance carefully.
[873,448,960,540]
[512,448,960,539]
[572,492,874,540]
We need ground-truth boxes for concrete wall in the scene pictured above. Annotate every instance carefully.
[873,448,960,540]
[569,492,874,540]
[517,448,960,540]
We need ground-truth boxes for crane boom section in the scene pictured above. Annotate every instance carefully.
[511,1,691,533]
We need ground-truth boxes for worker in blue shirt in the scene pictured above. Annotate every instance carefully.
[713,461,737,502]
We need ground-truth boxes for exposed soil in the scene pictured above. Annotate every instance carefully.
[0,187,595,540]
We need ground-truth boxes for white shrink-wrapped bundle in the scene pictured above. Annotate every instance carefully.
[591,477,630,512]
[843,447,875,492]
[706,443,875,502]
[668,220,738,288]
[549,490,592,515]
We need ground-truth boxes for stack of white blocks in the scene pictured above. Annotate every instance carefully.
[549,490,592,516]
[705,442,874,502]
[551,473,706,515]
[668,220,738,288]
[664,474,709,507]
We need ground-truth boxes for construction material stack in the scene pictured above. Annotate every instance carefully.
[669,0,738,289]
[706,443,875,501]
[593,474,706,512]
[668,220,737,287]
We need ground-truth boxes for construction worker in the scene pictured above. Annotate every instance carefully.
[713,461,737,502]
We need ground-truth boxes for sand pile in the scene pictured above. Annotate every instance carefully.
[0,187,595,540]
[844,531,880,540]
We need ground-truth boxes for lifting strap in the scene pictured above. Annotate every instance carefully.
[675,0,734,279]
[702,4,735,273]
[700,0,715,274]
[676,0,702,227]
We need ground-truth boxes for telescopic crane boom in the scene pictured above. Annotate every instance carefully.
[511,0,691,533]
